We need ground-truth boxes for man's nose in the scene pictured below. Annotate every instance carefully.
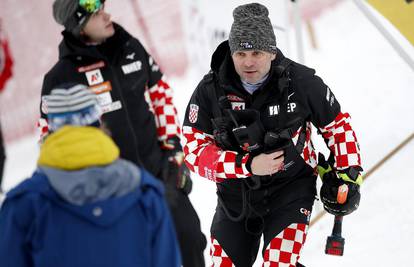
[243,56,254,68]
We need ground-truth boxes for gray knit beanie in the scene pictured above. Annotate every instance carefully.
[228,3,277,54]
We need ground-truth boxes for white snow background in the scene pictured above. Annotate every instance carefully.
[2,1,414,266]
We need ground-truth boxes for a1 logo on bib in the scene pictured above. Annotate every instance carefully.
[231,102,245,110]
[85,69,104,85]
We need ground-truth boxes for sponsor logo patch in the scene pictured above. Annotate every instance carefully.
[239,41,253,49]
[101,100,122,113]
[121,60,142,75]
[227,94,244,102]
[122,60,142,74]
[95,91,113,107]
[126,52,135,60]
[189,104,199,123]
[326,86,335,106]
[148,57,160,72]
[300,208,312,222]
[287,102,297,113]
[269,105,280,116]
[89,81,112,94]
[268,103,297,116]
[231,102,245,110]
[77,61,105,73]
[88,81,118,114]
[85,69,104,85]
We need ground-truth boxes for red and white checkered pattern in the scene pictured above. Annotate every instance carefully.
[262,223,308,267]
[145,76,181,141]
[319,112,361,170]
[182,126,252,182]
[210,237,235,267]
[36,118,49,143]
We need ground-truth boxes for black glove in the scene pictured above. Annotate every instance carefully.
[211,117,239,151]
[161,137,193,195]
[317,153,362,216]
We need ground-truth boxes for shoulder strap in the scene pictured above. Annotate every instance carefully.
[209,74,231,118]
[273,59,308,154]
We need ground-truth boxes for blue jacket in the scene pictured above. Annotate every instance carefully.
[0,127,181,267]
[0,170,181,267]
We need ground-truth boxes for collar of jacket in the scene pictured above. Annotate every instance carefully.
[38,126,120,170]
[58,23,132,60]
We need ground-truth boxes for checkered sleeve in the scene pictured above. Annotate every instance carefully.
[37,118,49,143]
[319,112,362,170]
[182,126,252,183]
[147,76,181,142]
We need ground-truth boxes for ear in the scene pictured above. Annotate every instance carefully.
[270,53,276,61]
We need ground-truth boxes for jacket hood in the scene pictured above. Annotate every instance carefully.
[40,159,141,206]
[6,167,163,227]
[58,23,131,60]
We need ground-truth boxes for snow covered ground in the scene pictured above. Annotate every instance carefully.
[2,1,414,266]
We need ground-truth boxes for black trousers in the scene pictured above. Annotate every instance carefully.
[211,197,314,266]
[211,175,317,266]
[165,185,207,267]
[0,124,5,191]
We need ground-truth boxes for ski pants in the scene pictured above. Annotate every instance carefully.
[165,185,207,267]
[0,123,5,191]
[210,192,314,266]
[207,139,316,266]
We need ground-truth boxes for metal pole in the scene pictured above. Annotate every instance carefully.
[291,0,305,63]
[353,0,414,73]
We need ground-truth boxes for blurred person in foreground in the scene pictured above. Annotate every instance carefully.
[0,84,181,267]
[0,18,14,194]
[38,1,206,265]
[182,3,363,266]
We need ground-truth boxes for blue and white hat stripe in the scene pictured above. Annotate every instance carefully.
[48,105,102,132]
[44,83,102,132]
[44,84,99,114]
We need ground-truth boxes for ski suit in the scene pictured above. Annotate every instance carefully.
[40,24,205,266]
[182,41,362,266]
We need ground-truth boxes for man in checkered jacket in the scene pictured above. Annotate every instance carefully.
[38,1,206,266]
[182,3,362,267]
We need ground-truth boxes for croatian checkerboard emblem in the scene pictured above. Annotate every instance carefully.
[189,104,199,123]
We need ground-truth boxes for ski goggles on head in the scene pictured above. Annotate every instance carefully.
[64,0,106,31]
[79,0,105,14]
